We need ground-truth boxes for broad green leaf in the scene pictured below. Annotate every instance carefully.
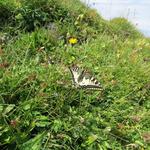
[20,132,45,150]
[86,134,98,145]
[23,103,31,110]
[52,119,63,133]
[3,104,15,116]
[35,115,50,127]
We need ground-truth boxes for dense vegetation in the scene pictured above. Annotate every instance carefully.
[0,0,150,149]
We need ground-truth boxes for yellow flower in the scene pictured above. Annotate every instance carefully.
[68,37,78,44]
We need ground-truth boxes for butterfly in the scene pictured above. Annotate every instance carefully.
[69,65,102,90]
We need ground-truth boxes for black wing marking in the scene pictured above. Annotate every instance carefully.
[69,65,102,90]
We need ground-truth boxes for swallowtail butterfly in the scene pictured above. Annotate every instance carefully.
[69,65,102,89]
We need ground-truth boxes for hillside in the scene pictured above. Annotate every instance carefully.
[0,0,150,149]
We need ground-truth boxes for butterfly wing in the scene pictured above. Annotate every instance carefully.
[69,65,82,86]
[69,65,102,89]
[79,73,102,89]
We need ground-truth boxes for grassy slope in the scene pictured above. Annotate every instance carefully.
[0,0,150,149]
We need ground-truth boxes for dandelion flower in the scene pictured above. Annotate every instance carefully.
[68,37,78,45]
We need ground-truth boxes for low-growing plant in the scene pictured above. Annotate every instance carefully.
[110,17,143,39]
[0,0,150,149]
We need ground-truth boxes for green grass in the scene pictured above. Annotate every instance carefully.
[0,0,150,149]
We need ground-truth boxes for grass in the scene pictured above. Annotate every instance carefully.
[0,0,150,149]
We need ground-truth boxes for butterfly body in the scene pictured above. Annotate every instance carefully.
[69,65,102,90]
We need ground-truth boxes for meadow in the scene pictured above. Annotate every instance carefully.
[0,0,150,149]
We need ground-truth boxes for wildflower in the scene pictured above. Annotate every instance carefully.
[10,120,18,128]
[117,123,125,129]
[0,62,9,68]
[68,37,78,45]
